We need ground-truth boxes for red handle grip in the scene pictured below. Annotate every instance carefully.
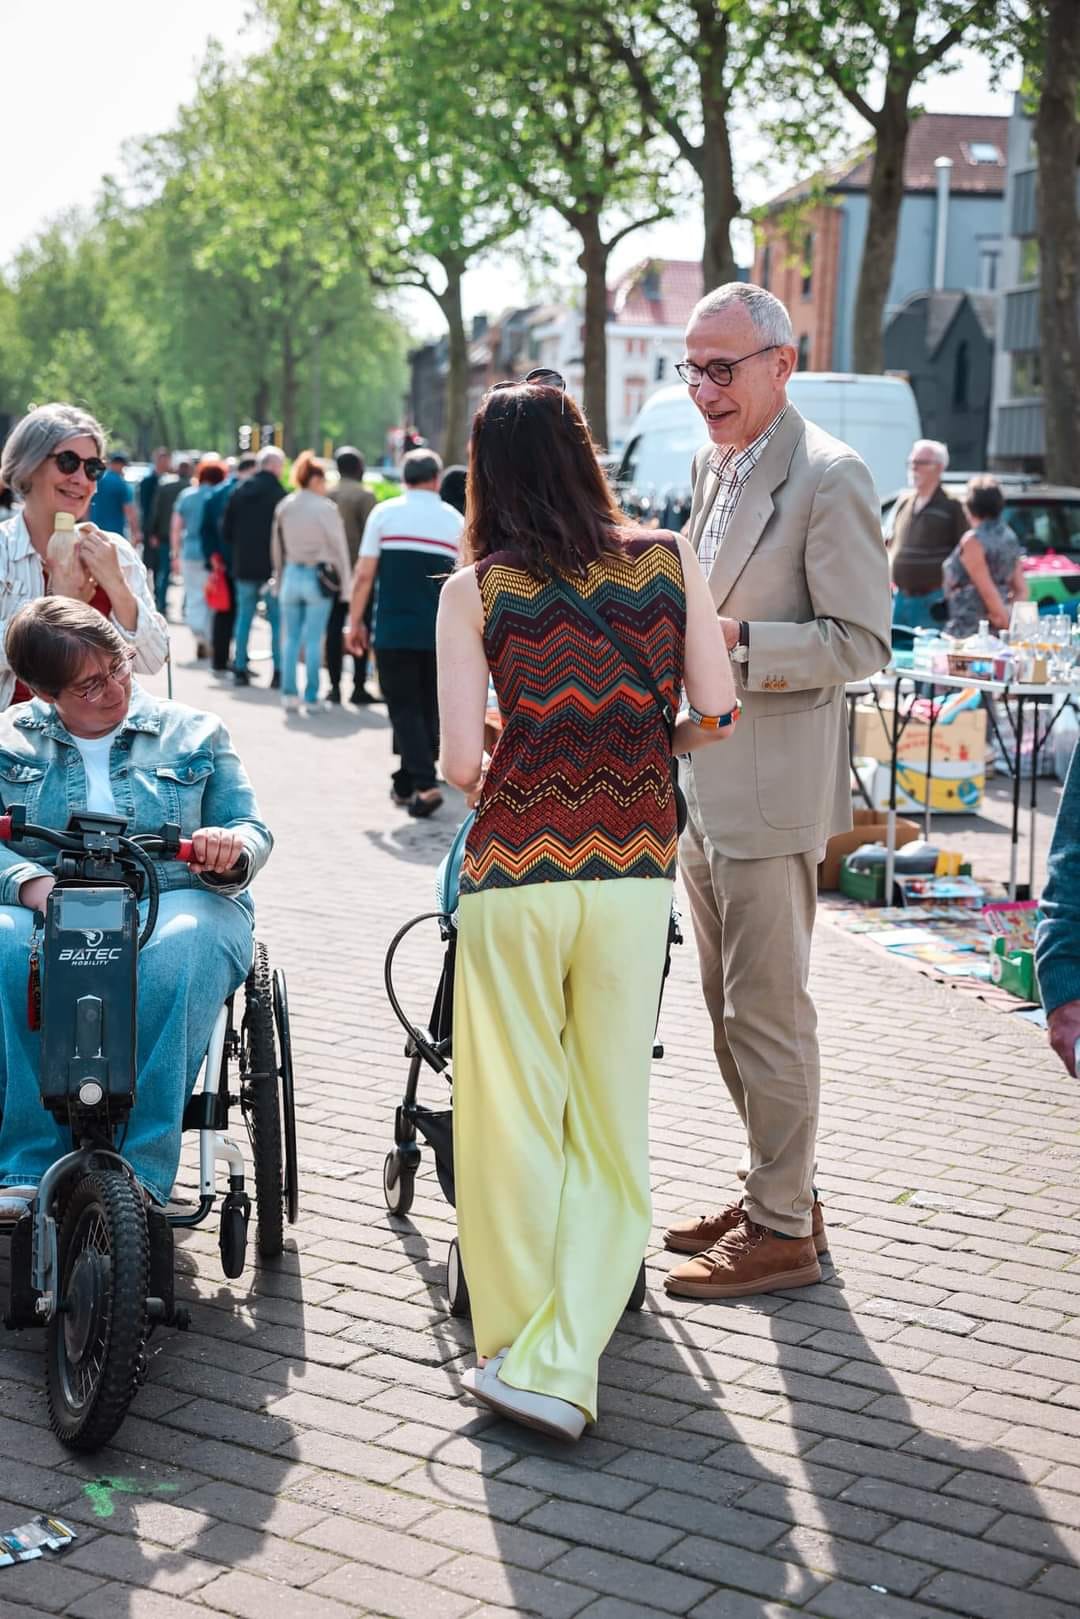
[177,839,195,863]
[0,815,11,843]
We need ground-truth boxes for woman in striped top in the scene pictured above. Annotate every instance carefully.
[437,379,736,1439]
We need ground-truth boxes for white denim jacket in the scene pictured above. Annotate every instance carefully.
[0,513,169,710]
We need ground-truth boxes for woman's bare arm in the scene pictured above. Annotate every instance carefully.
[674,534,737,750]
[437,567,489,792]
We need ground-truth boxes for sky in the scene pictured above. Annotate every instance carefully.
[2,3,1021,339]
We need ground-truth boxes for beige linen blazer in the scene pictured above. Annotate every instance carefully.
[684,405,892,859]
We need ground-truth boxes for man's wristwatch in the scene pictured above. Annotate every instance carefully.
[730,620,750,664]
[687,699,742,731]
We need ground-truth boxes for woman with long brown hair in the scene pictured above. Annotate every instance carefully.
[437,376,737,1439]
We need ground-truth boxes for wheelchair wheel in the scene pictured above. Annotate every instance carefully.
[626,1261,647,1313]
[241,943,285,1258]
[383,1149,416,1217]
[447,1238,470,1319]
[46,1169,149,1451]
[272,967,300,1227]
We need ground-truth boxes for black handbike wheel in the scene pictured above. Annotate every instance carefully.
[46,1169,149,1452]
[626,1261,647,1313]
[272,967,299,1226]
[241,942,285,1257]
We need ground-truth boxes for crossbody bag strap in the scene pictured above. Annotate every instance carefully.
[549,573,675,745]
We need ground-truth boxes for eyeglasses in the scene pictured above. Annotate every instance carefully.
[68,648,136,704]
[908,458,937,468]
[675,346,780,388]
[50,450,107,481]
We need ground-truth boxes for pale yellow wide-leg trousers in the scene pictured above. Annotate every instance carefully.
[453,877,672,1423]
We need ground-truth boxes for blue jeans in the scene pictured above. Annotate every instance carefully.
[280,564,333,703]
[0,891,253,1205]
[892,587,946,633]
[234,579,281,675]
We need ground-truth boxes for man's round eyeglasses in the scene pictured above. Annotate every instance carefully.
[69,648,136,704]
[50,451,107,481]
[675,346,780,389]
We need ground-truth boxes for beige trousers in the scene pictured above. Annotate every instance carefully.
[679,805,819,1238]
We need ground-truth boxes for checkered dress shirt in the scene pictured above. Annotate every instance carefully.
[697,408,788,577]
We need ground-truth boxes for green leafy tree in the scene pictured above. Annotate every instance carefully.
[774,0,1004,372]
[466,0,679,448]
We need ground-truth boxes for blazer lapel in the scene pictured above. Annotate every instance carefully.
[707,407,805,608]
[688,447,719,554]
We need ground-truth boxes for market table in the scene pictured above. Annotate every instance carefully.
[849,667,1075,902]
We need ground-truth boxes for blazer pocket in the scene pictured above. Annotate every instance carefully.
[753,706,830,830]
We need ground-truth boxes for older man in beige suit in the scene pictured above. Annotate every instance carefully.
[663,283,892,1301]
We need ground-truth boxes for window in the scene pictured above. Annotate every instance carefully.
[1012,351,1042,399]
[762,244,772,290]
[1019,238,1040,284]
[655,354,667,382]
[965,141,1003,165]
[624,375,647,420]
[978,249,1000,291]
[796,334,811,371]
[953,341,969,410]
[801,233,814,298]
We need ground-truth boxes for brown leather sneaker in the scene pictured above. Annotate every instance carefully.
[664,1199,828,1256]
[664,1214,822,1299]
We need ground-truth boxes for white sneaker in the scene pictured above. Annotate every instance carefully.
[461,1347,509,1398]
[0,1186,36,1221]
[282,696,301,713]
[474,1362,586,1441]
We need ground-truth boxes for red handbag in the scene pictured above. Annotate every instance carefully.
[205,555,232,613]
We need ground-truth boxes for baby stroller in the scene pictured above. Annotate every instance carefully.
[382,813,681,1317]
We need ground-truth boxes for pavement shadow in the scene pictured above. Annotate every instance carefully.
[450,1239,1080,1615]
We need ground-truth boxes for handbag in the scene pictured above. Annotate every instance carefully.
[205,555,232,613]
[550,574,688,835]
[316,560,341,600]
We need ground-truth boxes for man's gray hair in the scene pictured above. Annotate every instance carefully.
[0,403,106,498]
[912,437,949,470]
[257,445,284,470]
[688,282,794,348]
[403,448,442,486]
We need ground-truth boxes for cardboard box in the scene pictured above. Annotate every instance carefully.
[852,704,987,769]
[819,808,921,891]
[853,757,984,814]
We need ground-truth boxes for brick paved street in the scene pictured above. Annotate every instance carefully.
[2,625,1080,1619]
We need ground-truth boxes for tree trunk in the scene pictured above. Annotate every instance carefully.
[851,88,910,373]
[697,14,740,292]
[577,211,611,450]
[439,259,469,465]
[1036,0,1080,483]
[254,378,271,432]
[282,322,299,454]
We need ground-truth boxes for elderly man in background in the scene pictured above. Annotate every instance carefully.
[662,282,892,1301]
[887,439,966,632]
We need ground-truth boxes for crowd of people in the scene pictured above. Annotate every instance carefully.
[0,276,1074,1452]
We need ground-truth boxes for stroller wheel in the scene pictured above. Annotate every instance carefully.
[447,1239,471,1318]
[625,1261,647,1313]
[383,1150,416,1217]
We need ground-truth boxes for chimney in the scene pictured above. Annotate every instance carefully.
[933,156,953,291]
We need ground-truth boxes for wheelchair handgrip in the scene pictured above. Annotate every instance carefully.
[176,839,195,863]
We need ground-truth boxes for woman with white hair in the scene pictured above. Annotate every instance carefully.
[0,404,168,708]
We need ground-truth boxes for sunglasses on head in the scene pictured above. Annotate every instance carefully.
[491,368,567,412]
[50,450,107,481]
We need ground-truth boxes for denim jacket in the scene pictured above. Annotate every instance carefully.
[0,683,272,909]
[1036,742,1080,1014]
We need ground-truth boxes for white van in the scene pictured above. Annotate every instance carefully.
[616,374,922,511]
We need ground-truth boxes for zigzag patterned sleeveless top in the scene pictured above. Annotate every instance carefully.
[460,535,686,894]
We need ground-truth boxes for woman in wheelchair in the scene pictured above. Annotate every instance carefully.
[0,597,271,1216]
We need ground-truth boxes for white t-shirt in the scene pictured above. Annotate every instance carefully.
[72,725,123,815]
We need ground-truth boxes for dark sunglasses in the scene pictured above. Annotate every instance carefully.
[491,368,567,411]
[50,450,107,481]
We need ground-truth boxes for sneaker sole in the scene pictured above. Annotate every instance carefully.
[663,1259,822,1299]
[664,1228,828,1256]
